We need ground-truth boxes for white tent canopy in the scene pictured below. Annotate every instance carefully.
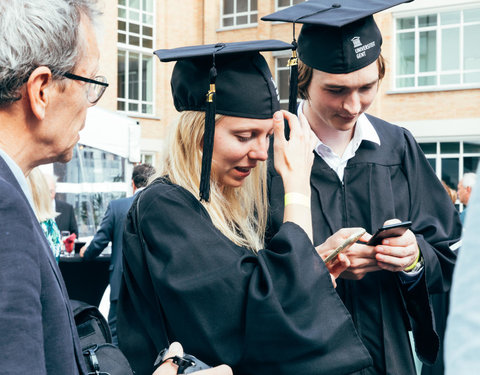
[80,106,141,162]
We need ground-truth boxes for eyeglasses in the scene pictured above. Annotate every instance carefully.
[60,72,109,104]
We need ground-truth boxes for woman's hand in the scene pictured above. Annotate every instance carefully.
[316,228,367,287]
[324,253,351,288]
[153,342,232,375]
[273,111,317,242]
[273,110,316,195]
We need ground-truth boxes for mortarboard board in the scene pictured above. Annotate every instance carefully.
[262,0,413,28]
[154,40,292,201]
[262,0,413,109]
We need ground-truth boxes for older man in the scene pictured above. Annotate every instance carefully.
[0,0,106,373]
[0,1,231,374]
[458,172,477,224]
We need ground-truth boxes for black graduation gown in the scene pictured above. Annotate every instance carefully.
[267,114,462,375]
[117,178,372,375]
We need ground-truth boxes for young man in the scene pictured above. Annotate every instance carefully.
[457,172,476,224]
[264,2,462,374]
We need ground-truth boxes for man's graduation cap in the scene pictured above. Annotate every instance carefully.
[262,0,413,112]
[154,40,292,201]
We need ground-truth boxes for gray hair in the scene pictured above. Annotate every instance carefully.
[0,0,100,105]
[461,172,477,189]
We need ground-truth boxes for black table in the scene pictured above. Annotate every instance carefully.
[59,254,110,307]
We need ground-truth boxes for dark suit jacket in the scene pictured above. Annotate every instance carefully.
[84,195,134,301]
[0,157,86,374]
[55,198,78,237]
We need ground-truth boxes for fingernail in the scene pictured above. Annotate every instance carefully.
[274,112,282,120]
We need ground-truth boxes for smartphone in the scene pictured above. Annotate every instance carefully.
[324,228,366,264]
[366,221,412,246]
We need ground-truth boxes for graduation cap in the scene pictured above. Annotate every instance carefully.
[262,0,413,110]
[154,40,292,201]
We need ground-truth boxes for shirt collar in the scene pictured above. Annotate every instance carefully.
[354,113,381,147]
[0,147,35,210]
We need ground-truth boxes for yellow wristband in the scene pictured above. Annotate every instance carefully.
[404,250,421,272]
[284,192,310,208]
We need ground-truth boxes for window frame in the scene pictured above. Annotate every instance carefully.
[54,144,129,237]
[420,139,480,209]
[392,4,480,93]
[274,54,292,110]
[275,0,303,11]
[117,0,156,116]
[219,0,258,30]
[140,151,156,167]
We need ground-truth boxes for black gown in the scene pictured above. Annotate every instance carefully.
[267,114,462,375]
[117,178,372,375]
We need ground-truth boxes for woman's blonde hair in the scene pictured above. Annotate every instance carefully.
[161,111,268,252]
[27,168,58,222]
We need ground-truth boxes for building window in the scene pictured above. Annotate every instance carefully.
[117,0,155,115]
[275,56,291,110]
[420,140,480,207]
[276,0,303,10]
[54,145,128,237]
[140,152,155,167]
[221,0,258,28]
[395,6,480,90]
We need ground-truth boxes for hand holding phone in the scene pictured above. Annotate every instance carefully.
[366,221,412,246]
[324,228,366,264]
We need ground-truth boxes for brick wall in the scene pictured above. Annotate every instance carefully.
[96,0,480,167]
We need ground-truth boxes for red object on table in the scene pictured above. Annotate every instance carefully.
[63,233,77,253]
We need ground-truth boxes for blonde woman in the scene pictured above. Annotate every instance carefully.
[27,168,62,262]
[117,41,371,375]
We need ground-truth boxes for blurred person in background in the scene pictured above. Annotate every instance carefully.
[27,167,62,262]
[45,172,79,237]
[80,163,156,345]
[442,180,457,205]
[457,172,476,224]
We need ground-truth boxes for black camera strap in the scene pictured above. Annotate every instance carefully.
[155,354,195,374]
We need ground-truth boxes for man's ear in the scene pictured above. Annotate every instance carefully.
[26,66,54,120]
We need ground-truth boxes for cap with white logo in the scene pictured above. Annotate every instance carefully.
[297,15,381,74]
[262,0,412,74]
